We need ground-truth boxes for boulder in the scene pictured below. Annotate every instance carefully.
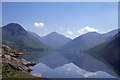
[2,44,36,72]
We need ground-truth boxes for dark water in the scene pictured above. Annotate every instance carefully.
[19,51,118,78]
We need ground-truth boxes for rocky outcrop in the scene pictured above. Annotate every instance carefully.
[2,44,36,72]
[2,44,28,57]
[20,59,36,66]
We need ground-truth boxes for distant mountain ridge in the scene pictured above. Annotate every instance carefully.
[2,23,119,51]
[27,31,72,49]
[40,32,72,49]
[60,29,118,51]
[2,23,49,51]
[27,31,41,40]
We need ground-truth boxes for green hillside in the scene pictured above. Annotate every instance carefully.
[2,23,50,51]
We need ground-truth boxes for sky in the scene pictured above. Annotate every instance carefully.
[2,2,118,39]
[1,0,120,2]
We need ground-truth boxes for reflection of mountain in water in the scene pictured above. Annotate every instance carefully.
[58,51,117,77]
[37,52,70,69]
[30,62,115,78]
[18,50,50,62]
[19,51,118,77]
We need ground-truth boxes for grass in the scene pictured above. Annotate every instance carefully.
[2,63,50,80]
[2,63,35,78]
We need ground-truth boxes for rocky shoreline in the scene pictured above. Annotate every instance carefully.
[2,44,36,73]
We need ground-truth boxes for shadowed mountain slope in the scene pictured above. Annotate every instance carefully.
[2,23,49,50]
[87,32,120,75]
[60,29,118,51]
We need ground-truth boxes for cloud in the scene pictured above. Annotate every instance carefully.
[66,67,72,71]
[76,69,84,75]
[67,31,73,35]
[67,28,70,30]
[84,26,98,32]
[33,73,42,77]
[34,22,44,28]
[76,69,97,78]
[83,72,97,78]
[77,26,98,35]
[77,29,85,34]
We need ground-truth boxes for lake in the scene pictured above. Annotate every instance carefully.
[19,51,118,78]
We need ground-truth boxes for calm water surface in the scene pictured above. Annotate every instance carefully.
[19,51,118,78]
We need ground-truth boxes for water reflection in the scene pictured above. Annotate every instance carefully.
[19,51,118,78]
[18,50,50,62]
[30,63,115,78]
[37,52,70,69]
[59,51,118,77]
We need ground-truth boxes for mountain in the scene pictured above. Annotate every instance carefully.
[102,29,119,39]
[27,31,41,40]
[2,23,49,51]
[87,32,120,75]
[60,29,118,51]
[40,32,72,49]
